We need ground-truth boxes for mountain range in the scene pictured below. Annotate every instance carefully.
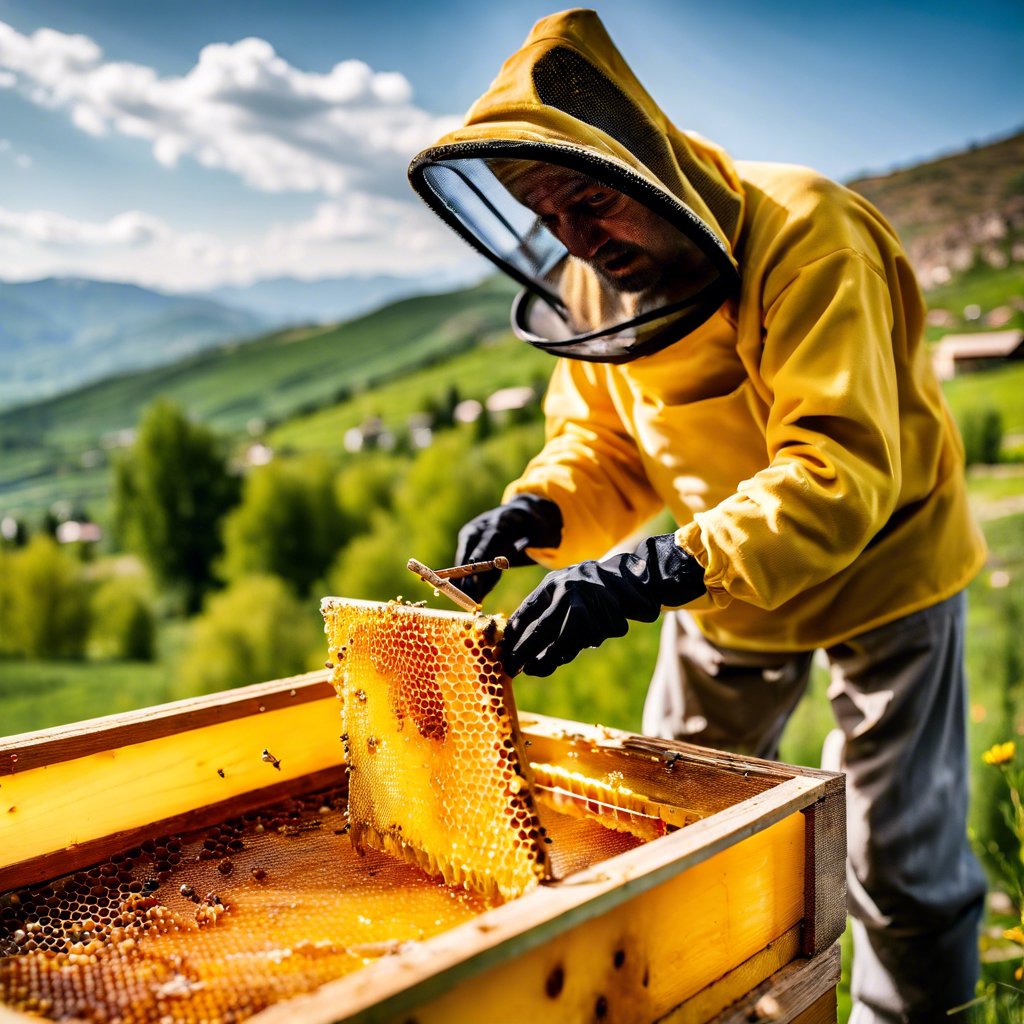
[0,269,485,411]
[196,269,483,326]
[0,278,268,409]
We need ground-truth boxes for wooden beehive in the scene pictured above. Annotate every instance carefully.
[0,671,845,1024]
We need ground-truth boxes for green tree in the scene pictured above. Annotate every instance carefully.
[327,422,545,604]
[3,535,90,658]
[334,452,407,535]
[177,575,322,695]
[327,515,414,602]
[88,575,157,661]
[219,454,347,596]
[961,406,1004,466]
[112,400,240,613]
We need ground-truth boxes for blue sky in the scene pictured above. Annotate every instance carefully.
[0,0,1020,290]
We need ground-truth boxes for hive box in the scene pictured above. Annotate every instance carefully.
[0,671,845,1024]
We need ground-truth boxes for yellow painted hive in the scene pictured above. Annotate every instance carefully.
[0,600,846,1024]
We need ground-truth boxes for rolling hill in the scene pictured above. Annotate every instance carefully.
[0,275,518,518]
[0,278,270,409]
[848,127,1024,325]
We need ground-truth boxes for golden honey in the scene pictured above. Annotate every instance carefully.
[0,784,647,1024]
[0,601,673,1023]
[322,599,547,902]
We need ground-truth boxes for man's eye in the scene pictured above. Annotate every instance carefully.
[585,192,615,211]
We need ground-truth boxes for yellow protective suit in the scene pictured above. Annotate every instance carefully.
[413,9,986,651]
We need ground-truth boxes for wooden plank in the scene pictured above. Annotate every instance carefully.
[0,671,335,775]
[519,716,842,816]
[0,766,345,892]
[709,943,841,1024]
[408,814,805,1024]
[658,926,801,1024]
[800,787,847,956]
[791,990,838,1024]
[249,777,825,1024]
[0,694,346,885]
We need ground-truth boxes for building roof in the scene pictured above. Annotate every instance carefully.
[932,329,1024,380]
[934,330,1024,359]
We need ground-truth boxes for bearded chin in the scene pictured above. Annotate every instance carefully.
[593,258,663,295]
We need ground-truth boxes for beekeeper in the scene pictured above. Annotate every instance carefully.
[409,9,987,1021]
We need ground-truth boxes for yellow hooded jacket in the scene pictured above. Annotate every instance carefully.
[412,9,986,651]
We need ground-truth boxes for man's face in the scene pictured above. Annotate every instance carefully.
[503,163,707,295]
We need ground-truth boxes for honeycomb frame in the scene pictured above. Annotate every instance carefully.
[321,598,550,903]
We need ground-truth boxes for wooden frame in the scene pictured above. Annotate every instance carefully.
[1,671,846,1024]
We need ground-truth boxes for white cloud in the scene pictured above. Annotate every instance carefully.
[0,196,478,290]
[0,20,459,197]
[0,206,170,246]
[0,136,32,169]
[0,21,484,290]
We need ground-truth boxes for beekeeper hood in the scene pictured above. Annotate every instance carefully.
[409,9,743,363]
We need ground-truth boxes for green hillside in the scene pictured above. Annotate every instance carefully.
[269,331,552,454]
[0,276,517,518]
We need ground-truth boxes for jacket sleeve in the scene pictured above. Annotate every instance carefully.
[504,356,662,566]
[677,247,903,610]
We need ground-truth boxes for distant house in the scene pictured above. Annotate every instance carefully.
[932,330,1024,381]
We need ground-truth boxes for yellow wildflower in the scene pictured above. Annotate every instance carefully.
[1017,965,1024,982]
[983,741,1016,766]
[1004,926,1024,945]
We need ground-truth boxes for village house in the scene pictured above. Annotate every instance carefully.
[931,329,1024,380]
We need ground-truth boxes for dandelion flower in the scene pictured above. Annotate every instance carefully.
[982,741,1016,766]
[1003,925,1024,945]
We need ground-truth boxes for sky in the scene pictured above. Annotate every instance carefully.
[0,0,1020,292]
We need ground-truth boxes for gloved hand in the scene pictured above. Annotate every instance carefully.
[502,534,705,677]
[453,494,563,602]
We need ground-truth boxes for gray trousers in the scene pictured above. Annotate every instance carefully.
[642,591,986,1024]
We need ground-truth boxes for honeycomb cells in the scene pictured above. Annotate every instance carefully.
[0,788,486,1024]
[322,599,547,902]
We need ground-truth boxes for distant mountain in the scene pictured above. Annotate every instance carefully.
[0,277,270,410]
[0,274,518,452]
[848,128,1024,291]
[194,269,484,326]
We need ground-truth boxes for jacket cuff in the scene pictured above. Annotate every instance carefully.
[676,521,733,609]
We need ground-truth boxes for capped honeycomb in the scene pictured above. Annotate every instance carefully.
[0,786,487,1024]
[321,598,548,903]
[532,764,670,843]
[0,787,657,1024]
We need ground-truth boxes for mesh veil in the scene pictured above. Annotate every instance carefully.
[409,45,739,363]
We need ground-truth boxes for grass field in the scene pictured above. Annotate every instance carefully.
[925,263,1024,337]
[269,331,552,453]
[944,362,1024,437]
[0,277,517,519]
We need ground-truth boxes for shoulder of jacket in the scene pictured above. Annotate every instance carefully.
[734,160,862,223]
[733,161,898,307]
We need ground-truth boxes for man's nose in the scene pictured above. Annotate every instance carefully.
[559,215,607,259]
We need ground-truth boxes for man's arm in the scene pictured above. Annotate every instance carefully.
[678,246,902,610]
[503,356,662,566]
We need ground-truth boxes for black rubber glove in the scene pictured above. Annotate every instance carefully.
[453,494,563,602]
[502,534,706,678]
